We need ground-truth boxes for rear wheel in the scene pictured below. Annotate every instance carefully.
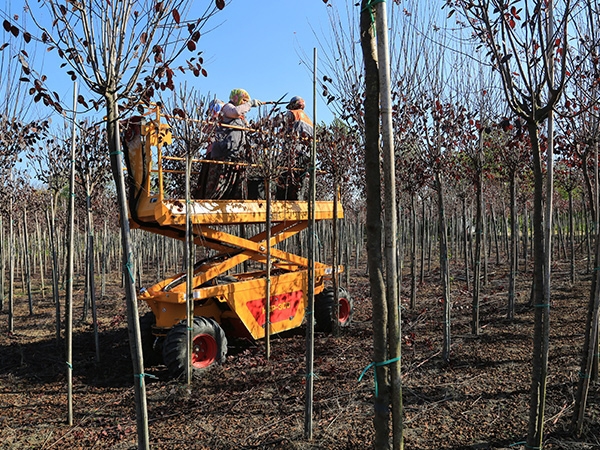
[162,316,227,379]
[314,287,354,332]
[140,312,162,366]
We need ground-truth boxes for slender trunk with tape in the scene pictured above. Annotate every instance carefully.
[375,2,403,448]
[360,2,390,447]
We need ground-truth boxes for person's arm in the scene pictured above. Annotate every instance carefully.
[222,101,252,119]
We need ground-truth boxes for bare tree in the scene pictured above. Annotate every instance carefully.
[74,120,111,363]
[324,3,453,447]
[1,13,50,313]
[494,116,530,320]
[557,0,600,435]
[446,1,572,446]
[161,86,213,384]
[5,0,224,446]
[30,128,71,345]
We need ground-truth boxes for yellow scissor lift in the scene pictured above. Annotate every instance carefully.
[122,107,352,378]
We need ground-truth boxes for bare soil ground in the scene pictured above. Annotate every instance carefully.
[0,259,599,449]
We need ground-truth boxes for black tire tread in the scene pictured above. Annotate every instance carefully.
[314,286,354,332]
[140,312,162,366]
[162,316,227,379]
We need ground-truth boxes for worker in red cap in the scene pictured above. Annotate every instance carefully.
[285,96,313,137]
[276,96,313,200]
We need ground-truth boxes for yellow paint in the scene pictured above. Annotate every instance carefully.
[122,106,343,340]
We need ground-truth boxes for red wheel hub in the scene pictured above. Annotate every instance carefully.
[192,333,218,368]
[338,297,351,324]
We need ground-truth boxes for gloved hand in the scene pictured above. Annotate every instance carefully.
[251,99,263,107]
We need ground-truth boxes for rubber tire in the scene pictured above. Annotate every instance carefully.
[140,312,162,366]
[162,316,227,379]
[314,287,354,333]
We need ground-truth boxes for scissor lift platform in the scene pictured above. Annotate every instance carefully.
[139,197,341,226]
[122,107,350,376]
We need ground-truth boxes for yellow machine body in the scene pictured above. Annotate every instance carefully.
[122,107,343,340]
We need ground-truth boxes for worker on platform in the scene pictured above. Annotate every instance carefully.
[275,96,313,200]
[203,89,262,199]
[211,89,262,160]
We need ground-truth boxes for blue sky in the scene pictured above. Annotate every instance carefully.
[195,0,338,123]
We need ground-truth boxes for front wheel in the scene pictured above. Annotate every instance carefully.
[162,317,227,379]
[314,287,354,333]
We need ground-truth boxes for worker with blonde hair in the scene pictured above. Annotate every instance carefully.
[203,89,262,199]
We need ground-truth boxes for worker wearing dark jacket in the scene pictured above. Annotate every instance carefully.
[202,88,262,199]
[211,89,262,161]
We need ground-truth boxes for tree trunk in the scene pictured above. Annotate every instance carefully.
[360,2,390,447]
[82,180,95,324]
[420,199,426,284]
[88,212,99,362]
[102,220,107,297]
[568,191,575,284]
[591,139,599,384]
[472,164,483,335]
[375,2,403,446]
[35,217,45,299]
[502,199,510,259]
[304,50,317,439]
[23,209,33,316]
[410,193,417,309]
[265,178,272,356]
[491,206,500,266]
[345,219,351,289]
[523,203,529,272]
[436,172,451,362]
[8,194,14,333]
[508,171,517,320]
[397,203,404,302]
[462,196,470,292]
[332,181,340,336]
[573,204,600,436]
[185,150,194,385]
[583,193,591,274]
[526,121,550,450]
[65,87,78,426]
[427,202,433,275]
[106,92,150,449]
[18,224,25,294]
[482,204,489,285]
[557,212,567,260]
[47,197,61,346]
